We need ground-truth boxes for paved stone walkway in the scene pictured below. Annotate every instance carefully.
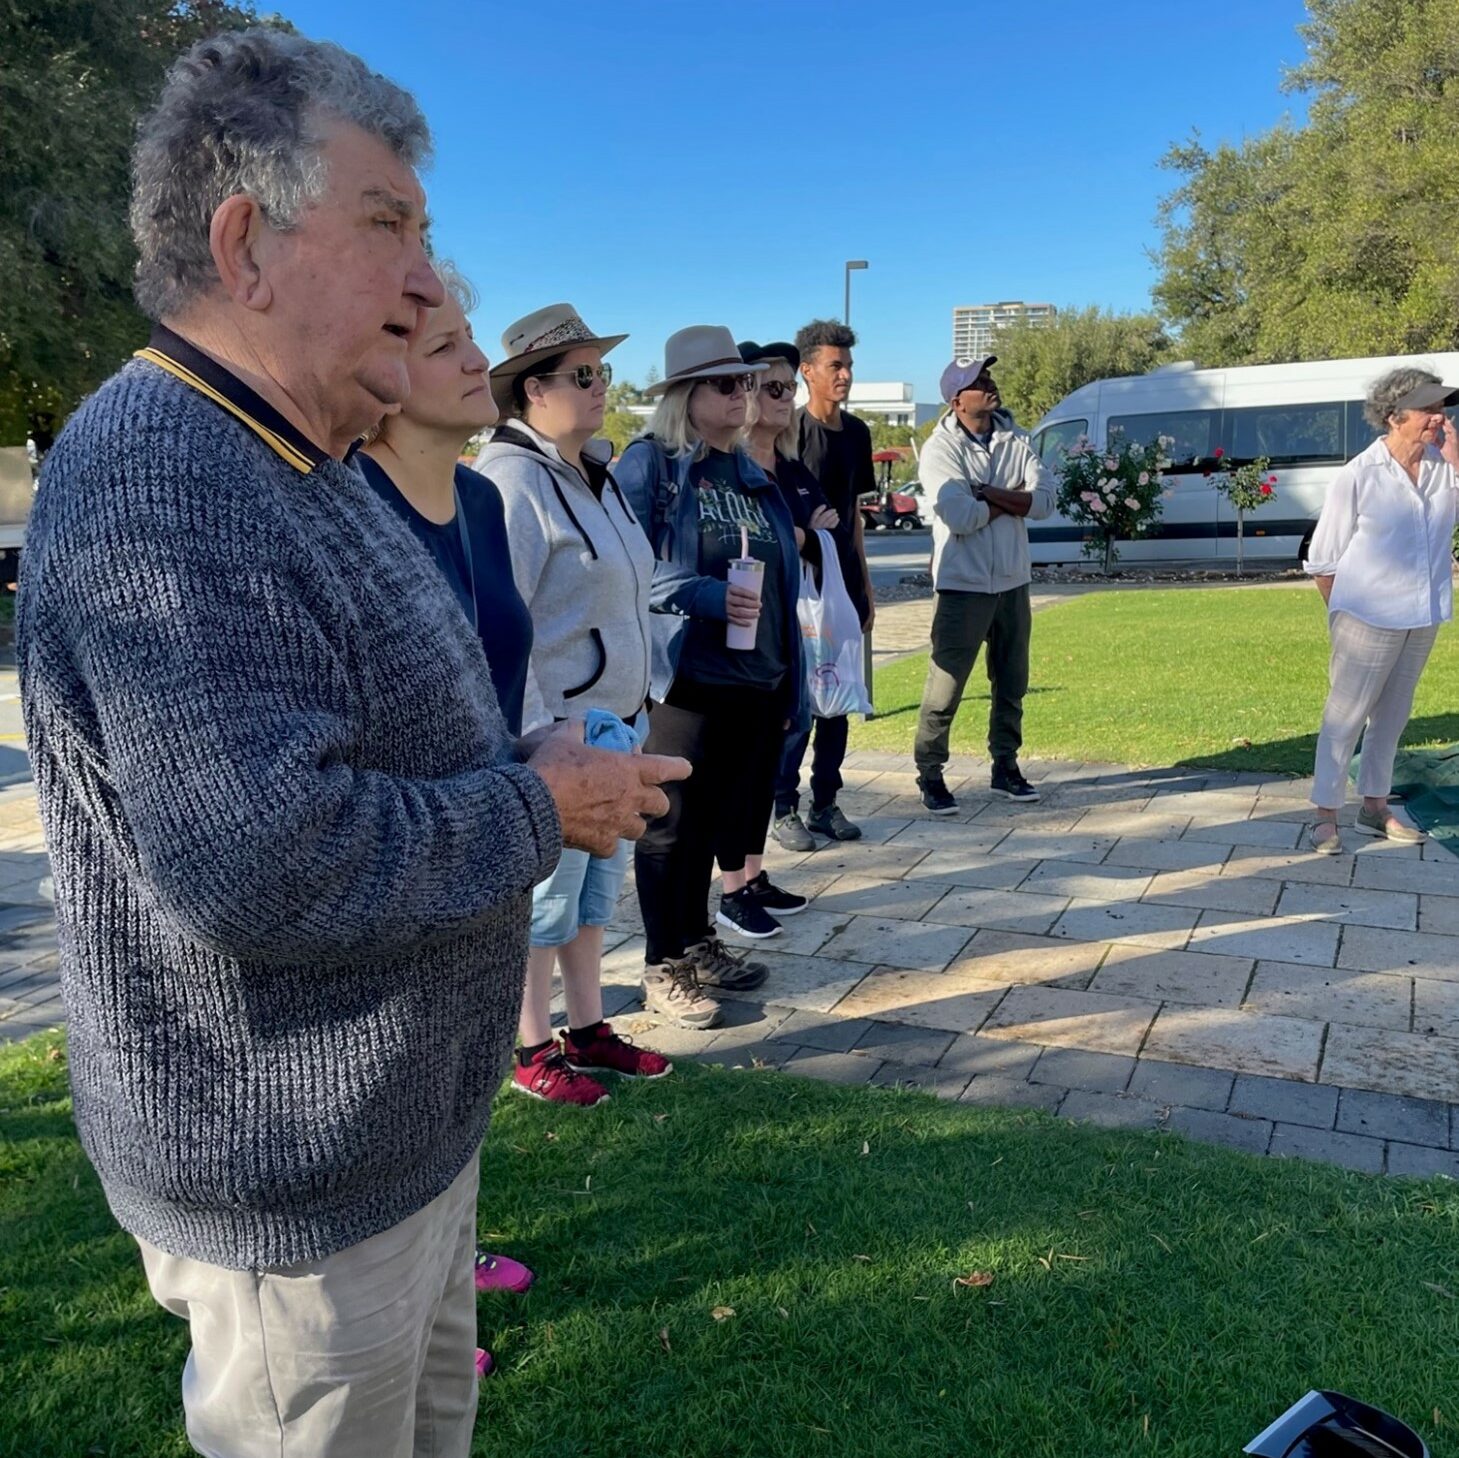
[5,745,1459,1178]
[593,752,1459,1179]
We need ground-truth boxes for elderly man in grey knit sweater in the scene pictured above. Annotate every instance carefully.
[17,30,687,1458]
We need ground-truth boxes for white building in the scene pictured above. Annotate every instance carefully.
[796,381,937,428]
[626,381,936,428]
[952,301,1056,360]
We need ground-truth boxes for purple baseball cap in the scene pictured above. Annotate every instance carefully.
[940,355,998,404]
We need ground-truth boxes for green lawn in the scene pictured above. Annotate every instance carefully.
[4,1030,1459,1456]
[855,585,1459,774]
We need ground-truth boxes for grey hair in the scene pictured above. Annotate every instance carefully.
[1364,366,1441,432]
[745,359,800,461]
[432,259,477,317]
[130,28,432,319]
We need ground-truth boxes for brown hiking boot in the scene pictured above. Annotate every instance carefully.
[641,958,722,1029]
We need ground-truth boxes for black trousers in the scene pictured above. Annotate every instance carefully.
[773,713,849,817]
[635,679,784,965]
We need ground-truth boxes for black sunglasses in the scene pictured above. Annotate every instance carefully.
[761,380,797,400]
[536,363,613,390]
[699,374,758,396]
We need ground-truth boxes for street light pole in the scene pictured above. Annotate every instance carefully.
[841,260,874,715]
[844,259,868,326]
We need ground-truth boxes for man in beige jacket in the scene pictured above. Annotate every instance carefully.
[914,357,1055,813]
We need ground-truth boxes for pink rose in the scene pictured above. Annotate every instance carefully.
[1137,472,1149,486]
[1124,497,1140,509]
[1089,497,1107,513]
[1104,458,1118,471]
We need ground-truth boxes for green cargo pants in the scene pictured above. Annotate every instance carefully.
[914,584,1032,775]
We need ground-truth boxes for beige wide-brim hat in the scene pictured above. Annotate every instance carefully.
[488,303,627,411]
[643,324,768,396]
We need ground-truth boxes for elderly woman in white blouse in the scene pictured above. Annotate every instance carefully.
[1306,367,1459,853]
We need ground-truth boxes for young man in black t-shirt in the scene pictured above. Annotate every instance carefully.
[771,318,877,849]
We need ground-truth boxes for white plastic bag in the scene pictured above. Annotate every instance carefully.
[797,529,872,718]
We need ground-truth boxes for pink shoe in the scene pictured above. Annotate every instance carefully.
[511,1044,610,1106]
[475,1348,493,1379]
[475,1250,534,1293]
[561,1022,672,1080]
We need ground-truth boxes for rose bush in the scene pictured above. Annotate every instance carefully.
[1206,449,1277,575]
[1054,432,1171,573]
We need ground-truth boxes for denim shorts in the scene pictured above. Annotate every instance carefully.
[529,838,632,948]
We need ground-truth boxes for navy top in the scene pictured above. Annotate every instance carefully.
[358,456,534,735]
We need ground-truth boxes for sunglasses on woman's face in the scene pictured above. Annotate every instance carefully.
[538,362,613,390]
[760,380,797,401]
[700,374,758,396]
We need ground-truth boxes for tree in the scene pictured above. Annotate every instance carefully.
[598,378,650,455]
[989,307,1173,425]
[0,0,258,446]
[1154,0,1459,365]
[600,410,643,457]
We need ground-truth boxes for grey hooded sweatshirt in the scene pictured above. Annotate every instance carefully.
[922,408,1056,594]
[475,422,654,731]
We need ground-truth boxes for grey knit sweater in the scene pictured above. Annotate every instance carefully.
[19,357,562,1268]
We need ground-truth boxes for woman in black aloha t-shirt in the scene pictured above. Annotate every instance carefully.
[615,326,805,1018]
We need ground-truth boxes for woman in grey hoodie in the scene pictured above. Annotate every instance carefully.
[476,305,702,1106]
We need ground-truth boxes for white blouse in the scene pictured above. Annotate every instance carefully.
[1305,438,1459,630]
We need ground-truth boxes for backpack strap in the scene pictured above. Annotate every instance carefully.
[641,433,677,542]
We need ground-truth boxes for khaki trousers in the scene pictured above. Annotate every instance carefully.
[137,1153,480,1458]
[1311,611,1439,809]
[915,585,1032,775]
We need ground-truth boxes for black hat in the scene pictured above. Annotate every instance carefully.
[1393,381,1459,413]
[738,340,800,372]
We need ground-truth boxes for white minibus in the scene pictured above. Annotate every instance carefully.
[1027,351,1459,565]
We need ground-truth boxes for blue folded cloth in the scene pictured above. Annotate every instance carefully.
[583,708,643,753]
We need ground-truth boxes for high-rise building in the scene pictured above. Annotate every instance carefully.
[951,301,1056,360]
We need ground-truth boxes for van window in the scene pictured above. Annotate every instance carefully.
[1031,418,1088,463]
[1345,399,1381,456]
[1107,410,1218,470]
[1229,402,1344,465]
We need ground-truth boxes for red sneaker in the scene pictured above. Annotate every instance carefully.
[474,1250,534,1294]
[510,1045,610,1106]
[561,1022,672,1080]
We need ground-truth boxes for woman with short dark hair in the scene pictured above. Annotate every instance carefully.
[1305,365,1459,852]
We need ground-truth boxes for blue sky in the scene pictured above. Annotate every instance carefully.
[275,0,1313,401]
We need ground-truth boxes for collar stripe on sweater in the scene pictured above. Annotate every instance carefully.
[134,325,329,474]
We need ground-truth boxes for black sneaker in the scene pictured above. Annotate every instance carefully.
[805,804,863,841]
[990,759,1040,803]
[744,870,808,915]
[687,934,770,990]
[917,774,958,815]
[771,811,816,852]
[715,889,782,940]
